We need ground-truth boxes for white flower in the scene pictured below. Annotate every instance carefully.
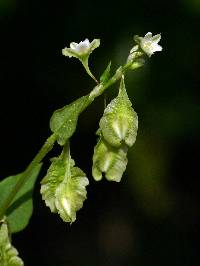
[70,39,92,55]
[136,32,162,57]
[62,38,100,83]
[62,38,100,58]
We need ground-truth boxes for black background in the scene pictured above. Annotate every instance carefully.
[0,0,200,265]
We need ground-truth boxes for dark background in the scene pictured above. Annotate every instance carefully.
[0,0,200,265]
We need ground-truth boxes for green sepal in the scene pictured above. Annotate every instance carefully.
[50,95,90,146]
[0,164,42,233]
[129,58,145,70]
[99,77,138,147]
[40,145,89,223]
[100,62,111,84]
[0,222,24,266]
[127,49,145,70]
[92,136,128,182]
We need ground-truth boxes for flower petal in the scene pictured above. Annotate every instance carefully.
[145,32,152,39]
[152,34,161,43]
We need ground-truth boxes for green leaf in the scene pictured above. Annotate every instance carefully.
[0,164,42,233]
[41,145,89,223]
[99,77,138,147]
[0,222,24,266]
[100,61,111,84]
[92,136,128,182]
[50,95,90,146]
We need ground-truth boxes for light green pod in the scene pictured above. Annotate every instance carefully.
[0,222,24,266]
[99,77,138,148]
[40,145,89,224]
[92,136,128,182]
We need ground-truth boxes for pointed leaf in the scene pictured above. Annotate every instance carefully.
[100,61,111,84]
[0,222,24,265]
[50,95,90,145]
[0,164,42,233]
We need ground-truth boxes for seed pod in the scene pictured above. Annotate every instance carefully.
[99,77,138,148]
[0,222,24,266]
[92,136,128,182]
[41,144,89,223]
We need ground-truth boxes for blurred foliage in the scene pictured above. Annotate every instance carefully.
[0,0,17,16]
[128,134,173,219]
[183,0,200,14]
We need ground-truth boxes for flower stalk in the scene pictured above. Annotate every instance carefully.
[0,32,162,220]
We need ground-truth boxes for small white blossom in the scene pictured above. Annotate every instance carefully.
[62,38,100,58]
[62,38,100,83]
[136,32,162,57]
[70,39,91,55]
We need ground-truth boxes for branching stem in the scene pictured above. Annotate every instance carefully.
[0,60,132,219]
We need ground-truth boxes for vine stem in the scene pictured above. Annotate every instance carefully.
[88,61,132,101]
[0,59,134,219]
[62,141,71,182]
[0,134,57,219]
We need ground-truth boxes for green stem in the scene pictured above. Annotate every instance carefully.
[0,134,57,219]
[88,61,131,101]
[62,141,71,182]
[82,60,99,84]
[0,58,137,219]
